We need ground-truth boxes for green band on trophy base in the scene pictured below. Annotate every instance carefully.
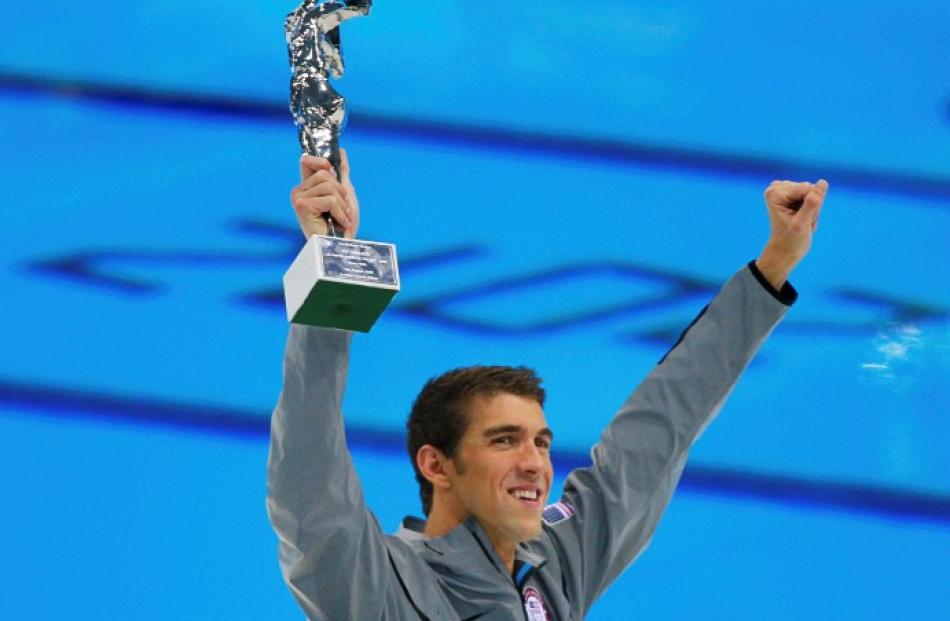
[284,234,400,333]
[292,279,398,332]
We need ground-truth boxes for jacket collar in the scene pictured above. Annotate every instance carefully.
[396,515,547,570]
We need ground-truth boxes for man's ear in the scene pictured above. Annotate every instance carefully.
[416,444,453,491]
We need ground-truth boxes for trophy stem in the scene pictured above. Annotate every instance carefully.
[324,213,341,238]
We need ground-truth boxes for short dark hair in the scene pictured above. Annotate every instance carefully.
[406,365,546,515]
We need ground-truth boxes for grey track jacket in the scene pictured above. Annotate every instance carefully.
[267,263,795,620]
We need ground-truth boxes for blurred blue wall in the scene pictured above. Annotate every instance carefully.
[1,2,948,618]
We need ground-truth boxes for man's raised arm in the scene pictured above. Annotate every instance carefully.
[266,153,393,619]
[543,180,829,617]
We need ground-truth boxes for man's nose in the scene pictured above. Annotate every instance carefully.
[517,442,546,475]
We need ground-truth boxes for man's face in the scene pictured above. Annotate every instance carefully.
[448,392,554,546]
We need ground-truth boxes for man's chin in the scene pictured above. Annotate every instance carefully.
[514,518,543,543]
[480,513,543,544]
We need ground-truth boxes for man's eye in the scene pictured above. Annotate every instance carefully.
[535,438,551,450]
[493,436,516,446]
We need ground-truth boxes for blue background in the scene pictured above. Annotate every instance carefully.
[1,2,948,618]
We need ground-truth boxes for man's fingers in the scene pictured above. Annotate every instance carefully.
[326,195,354,230]
[766,181,809,207]
[294,197,351,231]
[293,195,353,230]
[299,154,333,182]
[293,151,358,238]
[784,182,813,205]
[765,180,830,215]
[299,168,337,192]
[292,170,353,229]
[296,179,350,210]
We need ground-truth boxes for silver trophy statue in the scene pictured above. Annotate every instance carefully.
[282,0,400,332]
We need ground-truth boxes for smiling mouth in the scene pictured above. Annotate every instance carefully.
[508,488,542,505]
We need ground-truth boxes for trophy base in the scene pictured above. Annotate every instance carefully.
[283,234,400,333]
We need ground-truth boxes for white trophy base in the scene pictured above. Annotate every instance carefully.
[283,234,400,332]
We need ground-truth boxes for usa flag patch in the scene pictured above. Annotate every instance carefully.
[541,501,575,525]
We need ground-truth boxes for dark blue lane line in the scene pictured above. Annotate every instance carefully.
[0,70,287,122]
[2,378,948,526]
[2,69,949,205]
[350,114,950,206]
[0,378,267,439]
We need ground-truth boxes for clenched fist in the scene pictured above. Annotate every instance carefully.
[290,149,360,239]
[755,179,829,289]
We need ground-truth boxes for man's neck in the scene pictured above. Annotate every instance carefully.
[486,535,517,573]
[422,510,459,539]
[424,512,517,573]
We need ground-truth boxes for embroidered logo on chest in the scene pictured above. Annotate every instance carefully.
[541,501,575,526]
[522,586,550,621]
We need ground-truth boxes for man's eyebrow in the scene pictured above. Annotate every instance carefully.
[482,425,554,441]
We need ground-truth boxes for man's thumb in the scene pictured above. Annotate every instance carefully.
[340,148,351,183]
[797,180,827,224]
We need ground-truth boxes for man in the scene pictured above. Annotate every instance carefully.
[267,150,828,619]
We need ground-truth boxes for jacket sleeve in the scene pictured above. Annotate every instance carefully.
[266,325,393,620]
[546,263,795,618]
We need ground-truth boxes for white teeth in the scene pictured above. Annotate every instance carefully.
[512,489,538,500]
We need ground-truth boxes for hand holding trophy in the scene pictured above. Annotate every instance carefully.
[292,152,359,239]
[282,0,400,332]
